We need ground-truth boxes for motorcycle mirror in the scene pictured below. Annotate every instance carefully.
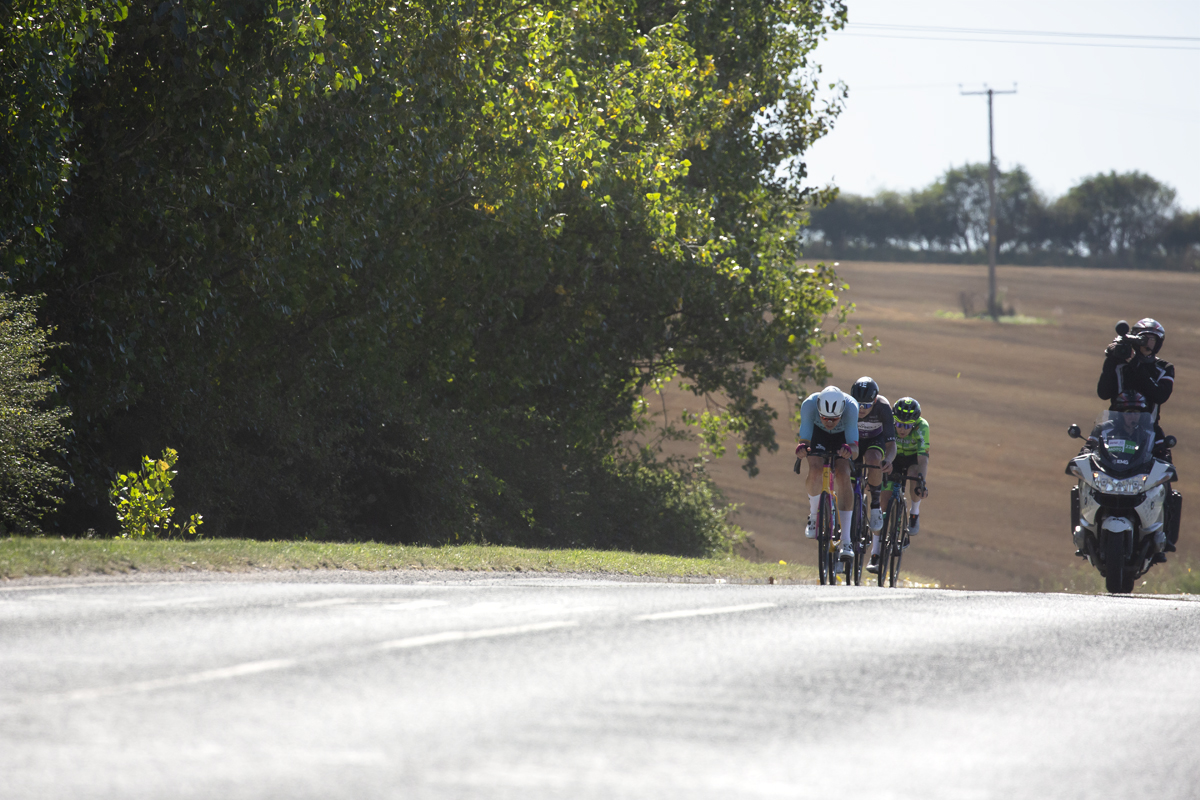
[1115,320,1130,336]
[1164,435,1177,448]
[1067,424,1082,439]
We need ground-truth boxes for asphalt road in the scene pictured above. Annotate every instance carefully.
[3,571,1200,799]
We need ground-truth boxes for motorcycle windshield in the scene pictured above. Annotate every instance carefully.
[1091,410,1155,471]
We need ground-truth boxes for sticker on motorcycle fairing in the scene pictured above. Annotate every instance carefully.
[1105,439,1138,454]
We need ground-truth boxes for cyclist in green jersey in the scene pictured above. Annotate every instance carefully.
[883,396,929,536]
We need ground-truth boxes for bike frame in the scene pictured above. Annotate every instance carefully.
[879,472,925,588]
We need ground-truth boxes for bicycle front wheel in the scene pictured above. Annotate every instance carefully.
[816,491,835,585]
[817,492,836,585]
[886,497,906,588]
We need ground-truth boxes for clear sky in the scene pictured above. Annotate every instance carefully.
[801,0,1200,209]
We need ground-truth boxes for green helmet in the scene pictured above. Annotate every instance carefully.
[893,397,921,425]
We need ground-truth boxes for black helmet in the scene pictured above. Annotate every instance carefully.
[893,397,921,425]
[850,377,879,405]
[1130,318,1165,355]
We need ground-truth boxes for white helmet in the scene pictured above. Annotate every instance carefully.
[817,386,846,418]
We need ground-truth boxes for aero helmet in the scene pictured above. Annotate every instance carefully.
[1130,318,1165,355]
[893,397,921,425]
[850,376,879,405]
[817,386,846,418]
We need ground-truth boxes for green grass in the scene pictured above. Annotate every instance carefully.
[934,310,1052,325]
[0,536,942,587]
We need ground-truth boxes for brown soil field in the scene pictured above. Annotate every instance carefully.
[658,260,1200,591]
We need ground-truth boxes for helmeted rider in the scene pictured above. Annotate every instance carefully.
[1097,319,1179,552]
[793,385,860,561]
[849,377,897,538]
[872,397,929,574]
[1098,318,1174,460]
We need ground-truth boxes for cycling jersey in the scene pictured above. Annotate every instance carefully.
[798,390,860,444]
[894,417,930,457]
[857,395,896,443]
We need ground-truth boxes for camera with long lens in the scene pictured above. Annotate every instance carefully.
[1105,320,1145,361]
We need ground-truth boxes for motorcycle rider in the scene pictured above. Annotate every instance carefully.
[1098,318,1174,459]
[793,385,860,561]
[1097,317,1179,550]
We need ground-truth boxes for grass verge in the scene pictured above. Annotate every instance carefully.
[0,536,940,587]
[1041,558,1200,595]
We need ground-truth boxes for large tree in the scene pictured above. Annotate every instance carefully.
[9,0,854,549]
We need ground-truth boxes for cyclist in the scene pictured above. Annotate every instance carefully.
[849,377,897,538]
[793,385,860,561]
[870,396,929,574]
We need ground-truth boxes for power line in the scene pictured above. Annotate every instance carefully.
[848,22,1200,42]
[839,31,1200,52]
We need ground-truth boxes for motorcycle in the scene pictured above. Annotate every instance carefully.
[1066,410,1179,594]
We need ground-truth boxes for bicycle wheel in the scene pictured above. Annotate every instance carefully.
[876,505,891,587]
[817,492,834,585]
[852,494,866,586]
[887,497,906,588]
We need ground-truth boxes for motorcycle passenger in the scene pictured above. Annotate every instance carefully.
[878,397,929,548]
[794,386,860,560]
[1098,318,1174,461]
[849,376,897,542]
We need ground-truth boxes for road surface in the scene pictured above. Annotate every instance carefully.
[3,571,1199,798]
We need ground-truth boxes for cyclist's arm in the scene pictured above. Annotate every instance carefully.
[915,454,929,496]
[842,396,860,459]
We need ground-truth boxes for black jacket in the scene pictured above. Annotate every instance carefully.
[1097,353,1175,428]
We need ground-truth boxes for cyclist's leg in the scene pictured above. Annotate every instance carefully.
[804,428,837,525]
[907,460,925,535]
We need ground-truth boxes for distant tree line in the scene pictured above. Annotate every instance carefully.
[805,165,1200,271]
[1,0,857,552]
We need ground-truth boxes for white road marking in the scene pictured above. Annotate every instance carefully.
[379,600,449,611]
[44,620,577,702]
[50,658,298,702]
[377,620,578,650]
[293,597,355,608]
[634,603,777,621]
[136,596,211,608]
[809,594,919,603]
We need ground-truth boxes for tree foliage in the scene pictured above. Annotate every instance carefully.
[6,0,855,550]
[0,287,71,532]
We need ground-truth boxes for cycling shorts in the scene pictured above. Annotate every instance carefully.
[853,438,887,465]
[884,453,920,491]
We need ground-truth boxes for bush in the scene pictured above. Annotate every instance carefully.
[109,447,203,539]
[0,288,69,532]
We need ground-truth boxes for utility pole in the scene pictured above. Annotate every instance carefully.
[960,84,1016,320]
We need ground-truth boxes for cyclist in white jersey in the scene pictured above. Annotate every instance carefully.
[793,385,860,559]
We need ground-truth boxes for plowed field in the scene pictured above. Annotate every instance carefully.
[659,261,1200,590]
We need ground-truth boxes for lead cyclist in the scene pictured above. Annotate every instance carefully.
[793,385,860,561]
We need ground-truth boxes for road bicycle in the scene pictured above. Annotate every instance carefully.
[803,446,853,586]
[878,471,925,588]
[847,460,883,586]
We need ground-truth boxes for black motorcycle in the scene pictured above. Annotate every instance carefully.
[1066,410,1180,594]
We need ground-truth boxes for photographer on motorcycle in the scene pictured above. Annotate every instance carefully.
[1097,317,1179,551]
[1098,318,1174,460]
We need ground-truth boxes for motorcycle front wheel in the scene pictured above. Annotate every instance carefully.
[1104,531,1130,594]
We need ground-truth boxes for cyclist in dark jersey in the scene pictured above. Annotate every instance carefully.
[849,377,897,544]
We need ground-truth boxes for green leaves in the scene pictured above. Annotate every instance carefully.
[0,286,70,532]
[11,0,854,549]
[108,447,203,539]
